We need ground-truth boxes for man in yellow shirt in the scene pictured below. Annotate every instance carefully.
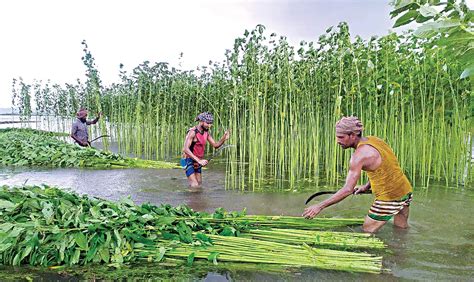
[303,116,413,233]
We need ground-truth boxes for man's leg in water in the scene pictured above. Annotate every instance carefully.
[363,205,409,233]
[187,173,200,188]
[394,206,409,229]
[362,216,388,233]
[195,173,202,186]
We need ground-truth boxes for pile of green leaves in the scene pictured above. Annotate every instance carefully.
[0,185,250,267]
[0,185,385,272]
[0,128,69,137]
[0,128,177,169]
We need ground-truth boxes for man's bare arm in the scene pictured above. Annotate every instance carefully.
[207,130,230,148]
[302,151,365,218]
[183,130,198,161]
[86,116,99,125]
[319,156,363,209]
[86,112,102,125]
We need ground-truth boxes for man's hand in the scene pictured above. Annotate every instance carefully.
[354,184,369,195]
[302,204,323,219]
[198,159,208,167]
[98,112,103,118]
[223,130,230,141]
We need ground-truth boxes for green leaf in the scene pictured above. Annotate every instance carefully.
[0,199,16,210]
[111,249,124,264]
[460,65,474,79]
[415,14,433,23]
[393,0,413,11]
[390,0,417,17]
[85,245,98,262]
[134,243,144,248]
[177,222,193,243]
[207,252,219,265]
[59,238,67,261]
[219,226,235,236]
[413,22,440,38]
[435,19,460,29]
[436,29,472,47]
[51,225,60,234]
[90,206,101,218]
[8,227,25,238]
[187,252,195,266]
[156,247,166,262]
[20,245,33,261]
[73,232,88,250]
[393,10,419,27]
[12,252,21,266]
[122,230,154,245]
[141,213,154,221]
[0,243,12,252]
[213,207,225,219]
[119,197,134,206]
[419,5,438,18]
[71,248,81,265]
[41,202,54,223]
[155,216,176,226]
[99,247,110,263]
[0,223,14,232]
[114,229,122,247]
[162,232,179,241]
[413,19,461,38]
[196,232,212,243]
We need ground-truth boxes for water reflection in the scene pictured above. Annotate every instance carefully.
[184,188,211,211]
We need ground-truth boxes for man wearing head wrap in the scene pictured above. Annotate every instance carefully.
[70,109,102,147]
[181,112,230,188]
[303,116,413,233]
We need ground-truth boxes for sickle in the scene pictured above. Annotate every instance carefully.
[90,135,110,143]
[305,189,372,205]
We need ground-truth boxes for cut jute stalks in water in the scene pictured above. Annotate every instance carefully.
[0,185,385,274]
[0,128,178,169]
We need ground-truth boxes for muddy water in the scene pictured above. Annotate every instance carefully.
[0,162,473,281]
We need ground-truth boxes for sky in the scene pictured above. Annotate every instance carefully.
[1,0,469,108]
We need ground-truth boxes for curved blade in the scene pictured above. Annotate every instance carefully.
[90,135,110,143]
[304,191,337,205]
[305,189,372,205]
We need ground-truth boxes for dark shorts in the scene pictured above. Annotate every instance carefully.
[180,158,202,177]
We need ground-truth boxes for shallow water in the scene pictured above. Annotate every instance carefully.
[0,162,473,281]
[1,120,473,280]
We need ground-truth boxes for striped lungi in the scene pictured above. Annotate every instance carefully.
[368,193,413,221]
